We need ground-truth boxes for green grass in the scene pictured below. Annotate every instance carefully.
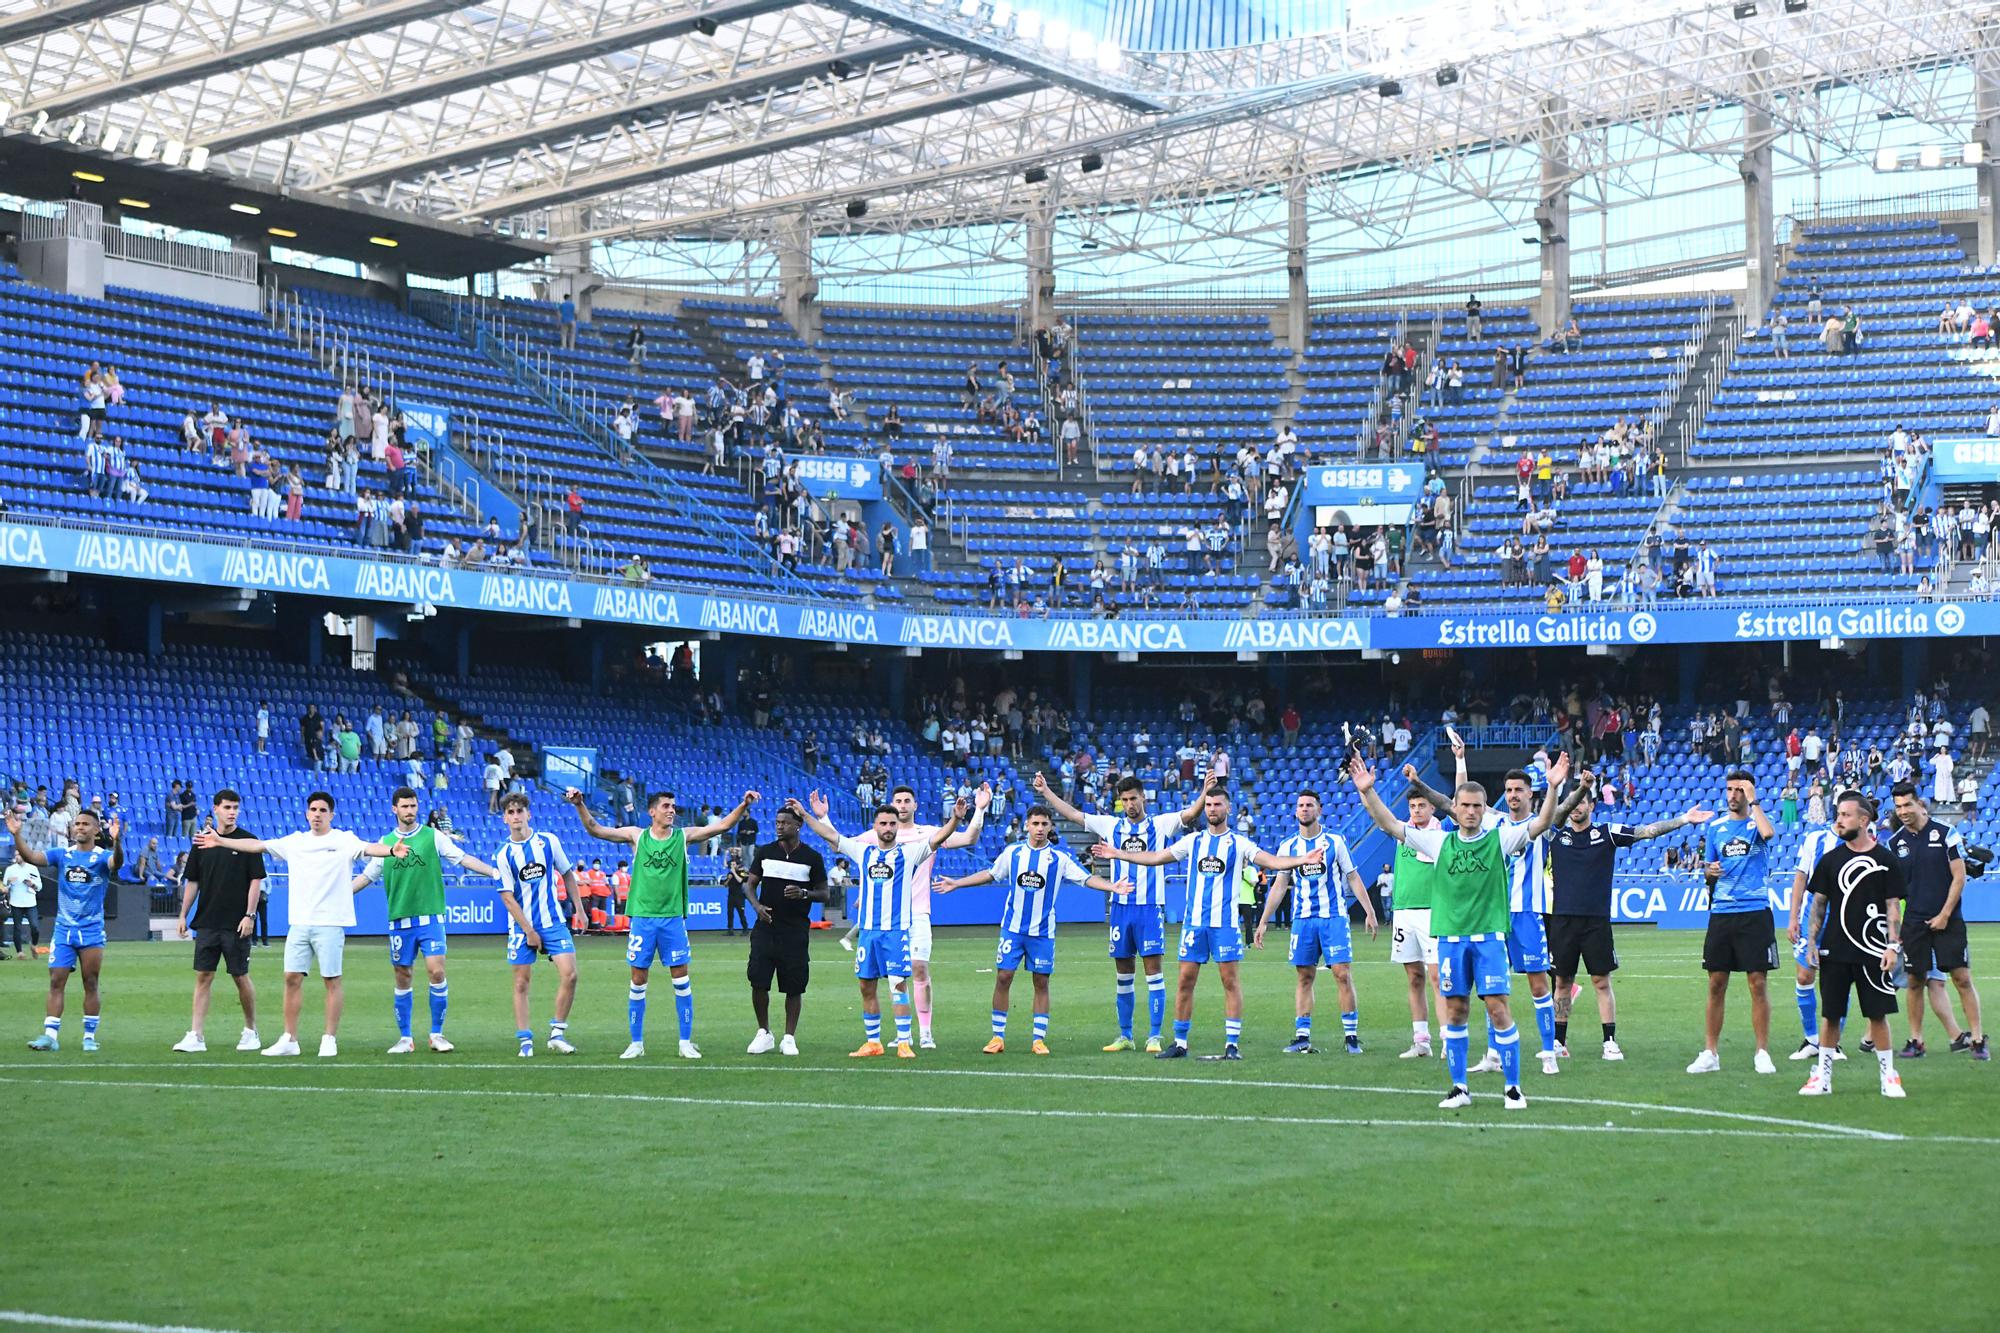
[2,924,1996,1332]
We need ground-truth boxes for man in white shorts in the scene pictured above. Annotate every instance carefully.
[823,782,988,1048]
[1388,784,1444,1059]
[196,790,407,1058]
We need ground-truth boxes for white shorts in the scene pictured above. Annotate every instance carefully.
[283,924,347,978]
[1390,908,1436,967]
[910,913,933,964]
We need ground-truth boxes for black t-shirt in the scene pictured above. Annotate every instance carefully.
[1804,842,1904,964]
[736,816,759,847]
[177,787,197,818]
[185,827,268,929]
[1884,819,1963,920]
[1548,821,1639,916]
[747,839,826,927]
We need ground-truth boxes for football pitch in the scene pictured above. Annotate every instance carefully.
[2,924,1996,1332]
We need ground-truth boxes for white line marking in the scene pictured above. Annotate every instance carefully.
[2,1063,1974,1144]
[0,1075,1909,1143]
[0,1312,248,1333]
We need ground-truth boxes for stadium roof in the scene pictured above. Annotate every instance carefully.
[0,0,1988,264]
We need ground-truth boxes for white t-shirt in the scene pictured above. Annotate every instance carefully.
[266,829,368,928]
[5,863,40,908]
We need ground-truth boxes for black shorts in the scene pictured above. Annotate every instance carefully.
[1702,909,1777,974]
[1820,958,1900,1021]
[1547,914,1619,978]
[747,923,810,994]
[1901,916,1970,975]
[193,927,252,977]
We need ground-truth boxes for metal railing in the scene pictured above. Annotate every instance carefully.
[102,228,259,283]
[1672,305,1744,468]
[19,199,101,241]
[1354,312,1410,457]
[1643,292,1720,457]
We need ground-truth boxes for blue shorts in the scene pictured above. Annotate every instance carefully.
[1178,924,1245,965]
[627,916,692,971]
[1507,909,1550,974]
[1108,902,1167,959]
[507,923,577,967]
[50,921,106,971]
[1289,914,1353,968]
[854,928,911,981]
[1438,936,1512,998]
[387,920,448,968]
[996,930,1056,975]
[1791,916,1829,969]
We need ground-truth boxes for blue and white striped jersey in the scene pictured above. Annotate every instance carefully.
[837,834,934,932]
[1277,830,1357,918]
[1483,808,1550,914]
[1794,827,1842,877]
[990,842,1090,938]
[494,831,575,932]
[1081,810,1188,907]
[1166,829,1262,929]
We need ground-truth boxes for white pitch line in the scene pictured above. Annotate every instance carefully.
[0,1312,249,1333]
[0,1063,1973,1144]
[0,1074,1913,1143]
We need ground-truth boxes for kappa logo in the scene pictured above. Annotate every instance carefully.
[1441,840,1488,875]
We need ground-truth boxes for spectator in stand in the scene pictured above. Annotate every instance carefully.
[1280,703,1302,748]
[557,292,578,349]
[564,486,584,534]
[1509,342,1530,391]
[283,466,304,522]
[878,522,898,577]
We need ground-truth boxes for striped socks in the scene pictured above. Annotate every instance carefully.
[428,982,449,1036]
[1115,973,1136,1039]
[1032,1012,1049,1043]
[1444,1023,1469,1085]
[991,1008,1008,1039]
[1494,1022,1522,1085]
[627,983,647,1042]
[863,1012,882,1044]
[1340,1010,1359,1038]
[1146,973,1167,1038]
[1532,992,1556,1054]
[1223,1018,1242,1048]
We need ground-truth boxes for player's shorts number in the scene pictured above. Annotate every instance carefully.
[1109,926,1122,944]
[389,934,403,955]
[1182,930,1198,951]
[1393,927,1406,945]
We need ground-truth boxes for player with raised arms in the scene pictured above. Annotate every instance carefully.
[1253,789,1379,1054]
[351,786,502,1054]
[569,785,760,1060]
[805,791,963,1058]
[1033,772,1199,1053]
[1094,783,1324,1061]
[1351,751,1572,1109]
[492,793,584,1057]
[934,803,1127,1054]
[9,804,121,1051]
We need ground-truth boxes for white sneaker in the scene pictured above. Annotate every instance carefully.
[547,1036,576,1055]
[1831,1046,1847,1061]
[1880,1070,1907,1099]
[1538,1050,1560,1076]
[386,1036,416,1054]
[1553,1041,1572,1059]
[779,1034,799,1056]
[678,1039,702,1060]
[1790,1039,1821,1061]
[235,1028,261,1052]
[1799,1069,1831,1096]
[619,1041,646,1060]
[172,1031,206,1053]
[1601,1039,1625,1061]
[261,1035,300,1057]
[747,1029,776,1055]
[429,1034,455,1053]
[517,1043,535,1059]
[317,1035,338,1059]
[1686,1049,1722,1074]
[1502,1086,1528,1110]
[1472,1048,1503,1074]
[1438,1087,1472,1109]
[919,1034,937,1050]
[1399,1041,1434,1060]
[1753,1049,1777,1075]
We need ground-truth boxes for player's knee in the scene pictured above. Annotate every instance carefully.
[1591,974,1611,992]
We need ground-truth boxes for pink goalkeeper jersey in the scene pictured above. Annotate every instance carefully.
[897,822,941,915]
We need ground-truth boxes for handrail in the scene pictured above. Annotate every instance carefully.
[1675,305,1743,468]
[1644,292,1717,449]
[1355,311,1409,457]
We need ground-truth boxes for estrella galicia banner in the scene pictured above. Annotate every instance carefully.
[0,519,1991,657]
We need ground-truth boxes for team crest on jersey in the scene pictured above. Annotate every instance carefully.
[1016,870,1047,891]
[1197,855,1227,875]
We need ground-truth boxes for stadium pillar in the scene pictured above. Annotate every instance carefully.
[1676,643,1703,709]
[1025,208,1056,334]
[1069,653,1092,715]
[275,600,323,669]
[1978,21,2000,266]
[553,206,597,324]
[1536,97,1571,340]
[1285,169,1309,355]
[882,653,907,715]
[454,626,472,682]
[1741,50,1776,327]
[776,213,821,344]
[362,261,406,297]
[1900,637,1929,700]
